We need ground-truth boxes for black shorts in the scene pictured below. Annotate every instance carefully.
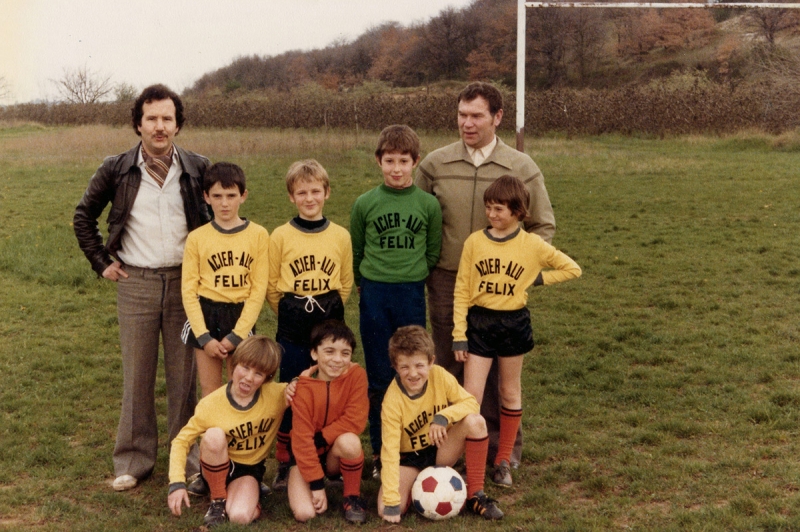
[400,445,438,470]
[287,438,330,471]
[276,291,344,346]
[466,306,534,358]
[227,459,267,486]
[182,297,252,349]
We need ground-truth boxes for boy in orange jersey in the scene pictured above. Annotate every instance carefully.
[286,320,369,524]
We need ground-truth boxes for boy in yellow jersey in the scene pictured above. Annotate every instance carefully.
[378,325,503,522]
[167,335,288,528]
[453,175,581,488]
[181,162,270,398]
[267,159,354,490]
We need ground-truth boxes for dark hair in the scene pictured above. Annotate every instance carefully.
[131,84,185,135]
[458,82,503,116]
[309,320,357,352]
[229,335,282,380]
[484,175,530,220]
[389,325,435,366]
[375,124,420,161]
[203,162,247,194]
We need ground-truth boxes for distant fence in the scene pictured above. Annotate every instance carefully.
[2,84,797,136]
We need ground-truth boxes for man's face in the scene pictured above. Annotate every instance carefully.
[458,96,503,150]
[137,98,179,156]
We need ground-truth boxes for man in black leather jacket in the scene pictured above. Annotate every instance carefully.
[73,84,211,492]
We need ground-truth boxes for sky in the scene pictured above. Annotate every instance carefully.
[1,0,474,104]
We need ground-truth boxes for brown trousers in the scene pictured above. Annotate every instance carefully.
[427,268,523,465]
[113,265,198,479]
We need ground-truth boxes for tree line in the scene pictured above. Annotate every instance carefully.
[186,0,799,94]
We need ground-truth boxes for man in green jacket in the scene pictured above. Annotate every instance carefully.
[415,81,555,473]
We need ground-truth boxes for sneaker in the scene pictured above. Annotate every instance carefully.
[272,462,290,492]
[204,498,228,528]
[259,482,272,499]
[371,455,381,480]
[492,460,513,488]
[466,490,504,520]
[186,473,209,497]
[112,474,137,492]
[343,495,367,524]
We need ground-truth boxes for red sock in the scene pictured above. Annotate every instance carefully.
[201,459,229,500]
[340,452,364,498]
[465,436,489,497]
[496,406,523,466]
[275,431,290,464]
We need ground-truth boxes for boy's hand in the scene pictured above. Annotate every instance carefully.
[203,339,228,360]
[454,350,468,362]
[429,423,448,447]
[383,514,401,523]
[311,489,328,514]
[220,338,236,353]
[285,379,298,405]
[167,488,190,516]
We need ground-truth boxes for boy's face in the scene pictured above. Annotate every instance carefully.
[485,202,518,232]
[204,182,247,225]
[311,337,353,381]
[289,179,330,221]
[376,151,418,190]
[393,351,433,396]
[230,362,267,403]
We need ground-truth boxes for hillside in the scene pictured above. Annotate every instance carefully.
[185,0,800,95]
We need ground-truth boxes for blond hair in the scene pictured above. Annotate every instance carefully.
[285,159,330,194]
[229,335,282,381]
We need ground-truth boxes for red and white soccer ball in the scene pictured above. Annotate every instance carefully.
[411,465,467,520]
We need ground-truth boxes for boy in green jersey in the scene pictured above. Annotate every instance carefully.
[350,125,442,476]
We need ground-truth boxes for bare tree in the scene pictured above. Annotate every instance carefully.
[745,8,800,45]
[0,75,11,102]
[113,82,138,102]
[53,65,113,104]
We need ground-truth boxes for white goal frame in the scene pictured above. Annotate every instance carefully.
[515,0,800,149]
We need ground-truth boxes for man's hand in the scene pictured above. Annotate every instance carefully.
[311,488,328,514]
[203,339,229,360]
[429,423,448,447]
[167,488,190,516]
[102,262,128,282]
[454,350,468,362]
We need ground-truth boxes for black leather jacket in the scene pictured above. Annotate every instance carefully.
[73,142,212,276]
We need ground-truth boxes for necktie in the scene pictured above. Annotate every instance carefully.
[142,147,173,187]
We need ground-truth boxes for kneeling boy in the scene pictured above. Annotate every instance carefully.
[287,320,369,524]
[167,336,288,528]
[378,325,503,522]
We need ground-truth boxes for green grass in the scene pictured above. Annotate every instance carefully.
[2,125,800,531]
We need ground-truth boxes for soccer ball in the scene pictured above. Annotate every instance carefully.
[411,465,467,520]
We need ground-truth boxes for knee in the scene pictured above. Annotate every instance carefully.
[228,506,255,525]
[464,413,487,437]
[334,432,363,459]
[293,506,317,523]
[200,427,227,455]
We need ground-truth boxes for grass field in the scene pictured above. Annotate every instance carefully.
[2,124,800,531]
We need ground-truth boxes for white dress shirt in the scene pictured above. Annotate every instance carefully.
[116,147,189,268]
